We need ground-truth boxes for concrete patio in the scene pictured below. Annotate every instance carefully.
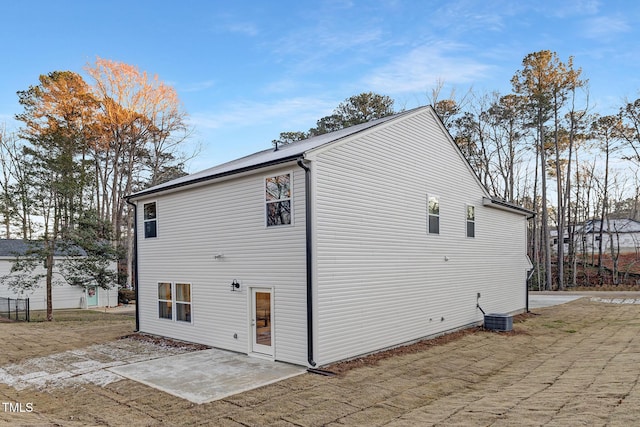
[109,348,305,404]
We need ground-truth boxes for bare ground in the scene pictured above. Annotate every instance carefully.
[2,296,640,426]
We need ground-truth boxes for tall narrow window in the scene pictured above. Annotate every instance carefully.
[266,174,292,226]
[466,205,475,238]
[428,195,440,234]
[158,282,172,319]
[175,283,192,322]
[144,202,157,238]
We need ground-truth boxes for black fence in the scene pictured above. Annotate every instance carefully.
[0,296,30,322]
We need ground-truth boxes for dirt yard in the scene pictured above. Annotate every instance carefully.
[2,296,640,426]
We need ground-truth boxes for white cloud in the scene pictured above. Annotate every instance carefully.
[210,11,259,37]
[433,0,512,32]
[548,0,600,17]
[188,97,335,131]
[582,15,631,39]
[363,42,492,94]
[271,26,384,64]
[179,80,216,93]
[225,22,259,37]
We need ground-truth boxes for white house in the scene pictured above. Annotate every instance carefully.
[126,106,533,367]
[552,218,640,255]
[0,239,118,310]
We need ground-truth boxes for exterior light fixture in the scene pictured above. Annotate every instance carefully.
[230,280,240,291]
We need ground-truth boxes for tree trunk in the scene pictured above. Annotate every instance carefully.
[608,221,619,285]
[539,119,553,290]
[553,103,565,290]
[597,145,610,284]
[532,133,541,290]
[45,243,54,322]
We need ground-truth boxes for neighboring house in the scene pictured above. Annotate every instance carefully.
[551,218,640,255]
[126,106,533,367]
[0,239,118,310]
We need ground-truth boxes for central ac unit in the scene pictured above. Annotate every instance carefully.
[484,313,513,332]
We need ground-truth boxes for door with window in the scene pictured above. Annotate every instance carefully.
[251,288,273,356]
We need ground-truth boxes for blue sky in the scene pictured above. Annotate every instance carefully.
[2,0,640,172]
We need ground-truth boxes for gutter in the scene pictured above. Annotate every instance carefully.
[526,267,535,313]
[128,155,302,201]
[297,157,316,367]
[124,198,140,332]
[482,197,535,218]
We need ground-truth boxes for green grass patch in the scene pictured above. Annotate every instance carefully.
[543,320,568,329]
[541,320,578,333]
[29,309,133,323]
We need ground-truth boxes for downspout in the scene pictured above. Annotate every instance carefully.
[526,268,535,313]
[297,157,316,367]
[125,198,140,332]
[525,211,536,314]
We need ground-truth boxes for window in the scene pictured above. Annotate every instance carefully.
[428,195,440,234]
[175,283,192,322]
[266,174,291,226]
[144,202,157,238]
[158,282,172,319]
[466,205,475,238]
[158,282,192,323]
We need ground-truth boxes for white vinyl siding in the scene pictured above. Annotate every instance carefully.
[136,166,307,365]
[310,108,529,365]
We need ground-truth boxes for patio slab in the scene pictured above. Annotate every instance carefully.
[109,348,306,404]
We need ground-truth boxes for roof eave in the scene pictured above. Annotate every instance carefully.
[126,154,303,201]
[482,197,535,217]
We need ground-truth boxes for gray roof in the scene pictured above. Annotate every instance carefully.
[582,218,640,234]
[0,239,87,257]
[128,107,425,199]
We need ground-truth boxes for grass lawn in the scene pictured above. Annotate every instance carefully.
[28,308,133,322]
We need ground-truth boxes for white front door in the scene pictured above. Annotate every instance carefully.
[251,288,274,356]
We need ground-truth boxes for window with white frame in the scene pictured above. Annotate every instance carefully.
[158,282,192,323]
[466,205,475,238]
[143,202,157,238]
[265,173,292,226]
[428,195,440,234]
[175,283,192,322]
[158,282,172,319]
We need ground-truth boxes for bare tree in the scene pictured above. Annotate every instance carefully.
[512,50,585,290]
[85,58,190,238]
[589,115,624,283]
[620,98,640,165]
[0,125,25,238]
